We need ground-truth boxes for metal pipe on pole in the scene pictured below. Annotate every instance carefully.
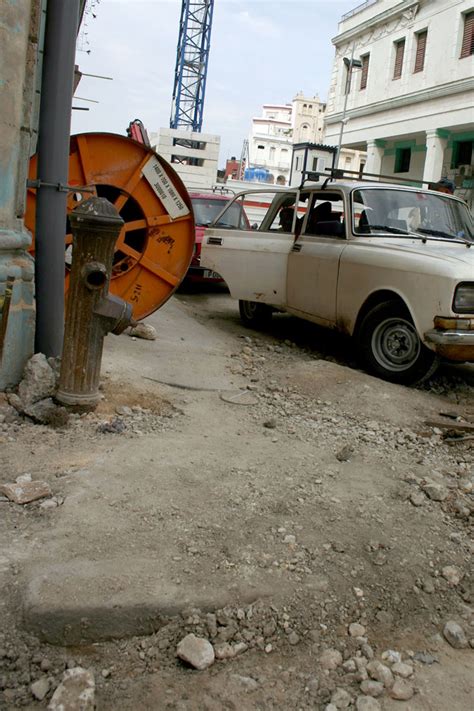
[34,0,81,357]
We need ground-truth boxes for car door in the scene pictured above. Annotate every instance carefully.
[286,190,348,325]
[201,190,298,306]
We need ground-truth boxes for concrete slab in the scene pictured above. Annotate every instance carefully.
[23,558,270,645]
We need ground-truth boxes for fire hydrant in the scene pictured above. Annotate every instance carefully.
[56,197,133,409]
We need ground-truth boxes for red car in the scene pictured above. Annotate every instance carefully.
[186,192,249,283]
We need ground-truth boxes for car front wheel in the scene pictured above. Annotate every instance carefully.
[239,300,273,328]
[357,300,439,385]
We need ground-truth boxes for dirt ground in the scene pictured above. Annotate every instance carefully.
[0,289,473,710]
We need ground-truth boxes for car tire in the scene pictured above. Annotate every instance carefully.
[357,300,439,385]
[239,300,273,328]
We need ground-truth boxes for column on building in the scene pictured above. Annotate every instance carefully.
[0,1,37,388]
[422,129,449,184]
[364,140,385,177]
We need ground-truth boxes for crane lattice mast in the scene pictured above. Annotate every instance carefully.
[170,0,214,132]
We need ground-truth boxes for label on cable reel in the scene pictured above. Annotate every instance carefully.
[142,157,190,220]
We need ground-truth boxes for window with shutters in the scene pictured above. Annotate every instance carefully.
[360,54,370,90]
[460,11,474,58]
[414,30,427,73]
[393,39,405,79]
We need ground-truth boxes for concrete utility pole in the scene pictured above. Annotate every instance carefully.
[34,0,81,357]
[0,1,40,389]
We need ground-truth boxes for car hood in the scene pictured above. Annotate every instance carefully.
[360,236,474,267]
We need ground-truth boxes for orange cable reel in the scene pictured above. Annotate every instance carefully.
[26,132,195,320]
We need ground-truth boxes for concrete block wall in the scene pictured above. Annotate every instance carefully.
[150,128,220,190]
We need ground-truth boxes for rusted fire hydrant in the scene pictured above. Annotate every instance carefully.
[56,197,133,409]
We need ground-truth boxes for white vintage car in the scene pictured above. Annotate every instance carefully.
[201,180,474,385]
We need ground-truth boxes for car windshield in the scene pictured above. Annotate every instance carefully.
[352,188,473,243]
[191,197,246,228]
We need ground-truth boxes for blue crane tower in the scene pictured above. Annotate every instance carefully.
[170,0,215,133]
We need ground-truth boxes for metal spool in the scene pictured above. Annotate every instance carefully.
[26,132,195,320]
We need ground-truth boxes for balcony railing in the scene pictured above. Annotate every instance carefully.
[341,0,379,22]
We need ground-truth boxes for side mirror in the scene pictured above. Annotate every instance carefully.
[251,223,259,230]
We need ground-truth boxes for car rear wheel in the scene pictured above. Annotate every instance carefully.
[239,300,273,328]
[357,300,439,385]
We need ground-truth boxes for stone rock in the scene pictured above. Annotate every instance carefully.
[24,398,70,427]
[325,705,338,711]
[129,323,157,340]
[336,445,354,462]
[355,697,381,711]
[115,405,133,417]
[410,492,425,507]
[48,667,95,710]
[177,634,215,670]
[288,631,300,645]
[214,642,247,660]
[392,662,413,678]
[441,565,462,586]
[366,660,394,688]
[319,648,343,670]
[0,480,52,504]
[331,687,352,708]
[230,674,259,692]
[214,643,235,660]
[349,623,366,637]
[382,649,402,664]
[443,621,468,649]
[342,659,357,673]
[359,680,384,697]
[31,678,50,701]
[390,679,414,700]
[413,651,437,665]
[422,481,448,501]
[18,353,56,407]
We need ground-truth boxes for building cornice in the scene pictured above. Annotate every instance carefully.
[325,76,474,125]
[332,0,421,45]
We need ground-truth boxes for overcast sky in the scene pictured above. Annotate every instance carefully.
[72,0,356,166]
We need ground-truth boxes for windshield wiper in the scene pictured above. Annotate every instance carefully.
[365,224,412,235]
[417,227,472,245]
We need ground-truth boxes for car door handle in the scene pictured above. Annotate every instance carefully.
[207,236,223,245]
[292,243,302,252]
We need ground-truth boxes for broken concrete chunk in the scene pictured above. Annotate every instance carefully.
[129,322,157,340]
[0,480,52,504]
[31,677,50,701]
[176,633,215,670]
[24,398,70,427]
[47,667,95,710]
[18,353,56,407]
[443,620,468,649]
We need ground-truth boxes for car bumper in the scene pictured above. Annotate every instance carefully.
[425,329,474,362]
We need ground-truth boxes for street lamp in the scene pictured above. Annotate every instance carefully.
[334,47,362,170]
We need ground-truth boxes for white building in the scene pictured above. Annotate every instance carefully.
[246,94,366,185]
[324,0,474,201]
[248,103,294,184]
[291,92,326,144]
[150,128,220,190]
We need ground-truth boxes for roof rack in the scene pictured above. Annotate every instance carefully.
[322,167,434,187]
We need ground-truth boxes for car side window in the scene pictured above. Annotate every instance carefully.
[302,192,345,237]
